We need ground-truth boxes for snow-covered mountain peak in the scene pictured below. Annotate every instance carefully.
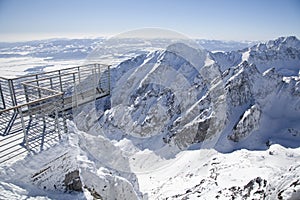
[101,44,211,141]
[247,36,300,75]
[212,36,300,75]
[265,36,300,50]
[245,36,300,55]
[165,42,207,69]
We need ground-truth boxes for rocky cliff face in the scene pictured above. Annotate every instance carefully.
[228,104,261,142]
[92,36,300,152]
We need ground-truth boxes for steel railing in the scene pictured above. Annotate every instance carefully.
[0,63,110,164]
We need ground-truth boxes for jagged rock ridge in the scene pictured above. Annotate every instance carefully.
[95,36,300,152]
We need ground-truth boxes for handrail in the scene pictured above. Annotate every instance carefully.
[0,92,63,114]
[21,71,78,84]
[22,66,108,85]
[22,82,63,94]
[0,63,111,80]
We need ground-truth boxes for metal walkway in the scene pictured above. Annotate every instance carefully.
[0,64,110,164]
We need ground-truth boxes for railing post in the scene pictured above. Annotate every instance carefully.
[36,75,41,98]
[93,64,97,100]
[96,64,101,91]
[98,64,101,89]
[78,66,81,83]
[62,92,68,134]
[23,83,33,121]
[55,105,61,140]
[58,70,63,92]
[108,65,111,95]
[18,106,29,151]
[73,73,78,108]
[50,77,54,90]
[0,81,6,109]
[8,79,17,107]
[23,84,30,103]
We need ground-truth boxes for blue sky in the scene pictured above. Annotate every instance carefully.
[0,0,299,42]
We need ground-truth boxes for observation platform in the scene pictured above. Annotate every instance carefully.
[0,64,110,164]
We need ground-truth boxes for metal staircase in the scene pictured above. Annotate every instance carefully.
[0,64,110,164]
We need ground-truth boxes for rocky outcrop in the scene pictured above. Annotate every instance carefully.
[30,152,78,192]
[228,105,261,142]
[225,61,261,107]
[64,170,82,192]
[98,43,210,143]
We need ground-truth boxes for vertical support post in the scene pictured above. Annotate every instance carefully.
[36,75,41,98]
[23,84,30,103]
[23,84,33,121]
[98,64,101,89]
[78,66,81,83]
[73,73,78,107]
[58,70,67,134]
[18,106,29,151]
[36,74,46,139]
[93,64,97,100]
[50,77,54,90]
[100,64,104,92]
[58,70,63,92]
[0,82,6,109]
[55,105,61,140]
[8,79,17,106]
[99,64,103,91]
[62,94,68,134]
[108,65,111,95]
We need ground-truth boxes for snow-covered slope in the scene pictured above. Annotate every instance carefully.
[0,36,300,199]
[94,36,300,152]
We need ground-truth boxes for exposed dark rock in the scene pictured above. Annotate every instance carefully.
[228,104,261,142]
[84,186,103,200]
[194,118,211,143]
[64,170,83,192]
